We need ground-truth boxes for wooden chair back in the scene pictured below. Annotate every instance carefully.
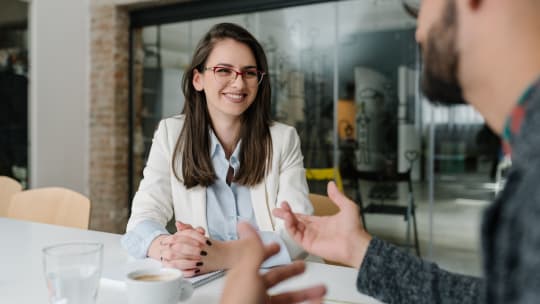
[0,176,23,217]
[8,187,90,229]
[309,193,340,216]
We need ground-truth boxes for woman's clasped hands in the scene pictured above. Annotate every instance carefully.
[159,221,211,277]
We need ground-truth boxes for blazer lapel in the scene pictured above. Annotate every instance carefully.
[250,180,275,231]
[187,185,209,236]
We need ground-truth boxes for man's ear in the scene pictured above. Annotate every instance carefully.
[193,69,204,91]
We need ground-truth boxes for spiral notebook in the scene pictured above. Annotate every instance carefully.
[187,270,226,288]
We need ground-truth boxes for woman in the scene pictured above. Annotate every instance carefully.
[122,23,312,277]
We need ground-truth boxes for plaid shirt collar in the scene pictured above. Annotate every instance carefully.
[501,76,540,156]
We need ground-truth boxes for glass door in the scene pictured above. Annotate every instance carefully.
[129,0,488,277]
[0,0,29,188]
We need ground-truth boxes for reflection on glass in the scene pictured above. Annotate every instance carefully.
[130,0,492,277]
[0,24,29,188]
[132,4,338,180]
[256,5,337,170]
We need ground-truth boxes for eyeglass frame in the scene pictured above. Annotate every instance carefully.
[203,66,266,87]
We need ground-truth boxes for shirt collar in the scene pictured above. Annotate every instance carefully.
[209,130,221,157]
[209,129,242,168]
[501,75,540,156]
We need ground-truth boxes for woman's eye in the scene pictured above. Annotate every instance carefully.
[244,70,258,77]
[216,68,233,75]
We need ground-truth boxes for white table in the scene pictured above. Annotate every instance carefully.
[0,217,382,304]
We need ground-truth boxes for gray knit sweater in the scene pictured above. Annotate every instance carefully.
[356,77,540,304]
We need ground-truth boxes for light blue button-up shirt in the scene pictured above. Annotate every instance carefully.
[121,131,290,267]
[206,131,255,241]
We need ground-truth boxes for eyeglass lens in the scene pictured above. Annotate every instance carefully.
[211,67,264,86]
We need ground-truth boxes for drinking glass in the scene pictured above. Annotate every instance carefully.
[43,242,103,304]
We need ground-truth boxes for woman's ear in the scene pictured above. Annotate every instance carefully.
[192,69,204,91]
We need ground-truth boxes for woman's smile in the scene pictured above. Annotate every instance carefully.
[222,91,248,103]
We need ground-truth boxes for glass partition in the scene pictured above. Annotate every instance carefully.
[130,0,493,277]
[131,4,338,195]
[0,11,29,188]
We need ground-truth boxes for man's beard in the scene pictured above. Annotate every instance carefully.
[421,0,467,105]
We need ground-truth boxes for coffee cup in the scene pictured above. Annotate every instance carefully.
[126,268,193,304]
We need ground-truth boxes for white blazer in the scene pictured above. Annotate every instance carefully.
[126,115,313,258]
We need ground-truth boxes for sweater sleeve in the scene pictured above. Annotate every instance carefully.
[357,237,483,304]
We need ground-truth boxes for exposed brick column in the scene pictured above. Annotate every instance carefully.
[132,28,145,197]
[89,0,189,233]
[89,4,130,232]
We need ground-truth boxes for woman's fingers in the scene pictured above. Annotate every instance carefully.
[160,234,206,261]
[162,263,200,278]
[168,235,204,248]
[165,230,207,246]
[175,221,194,231]
[181,268,201,278]
[175,221,206,236]
[195,226,206,235]
[174,244,204,258]
[162,258,202,271]
[181,229,208,243]
[163,249,202,261]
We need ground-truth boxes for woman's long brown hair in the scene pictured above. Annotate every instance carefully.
[172,23,273,188]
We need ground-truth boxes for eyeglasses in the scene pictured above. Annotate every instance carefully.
[204,66,266,87]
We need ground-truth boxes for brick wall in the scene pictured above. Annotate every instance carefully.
[89,0,185,233]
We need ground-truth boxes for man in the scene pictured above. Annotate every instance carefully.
[272,0,540,303]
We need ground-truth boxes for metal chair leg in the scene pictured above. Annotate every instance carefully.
[405,199,412,254]
[356,188,367,230]
[412,206,421,256]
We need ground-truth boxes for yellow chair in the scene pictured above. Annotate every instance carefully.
[305,168,344,192]
[0,176,23,217]
[7,187,91,229]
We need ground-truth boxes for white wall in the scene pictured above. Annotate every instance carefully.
[29,0,90,195]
